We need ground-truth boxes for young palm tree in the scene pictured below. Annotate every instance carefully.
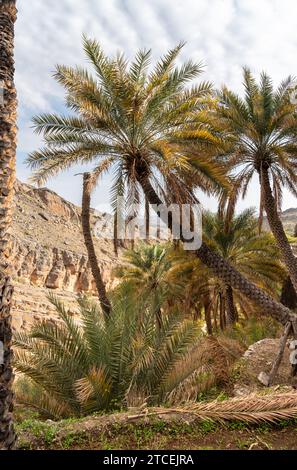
[218,69,297,293]
[13,291,201,417]
[115,244,170,289]
[114,243,181,326]
[27,39,296,326]
[0,0,17,450]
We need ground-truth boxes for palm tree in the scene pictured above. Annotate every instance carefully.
[114,243,181,326]
[0,0,17,450]
[202,209,286,328]
[145,196,150,242]
[27,39,296,327]
[170,209,286,331]
[218,68,297,293]
[13,291,201,417]
[81,172,111,319]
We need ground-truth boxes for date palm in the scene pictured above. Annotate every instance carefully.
[114,243,182,326]
[13,291,201,416]
[201,209,286,328]
[0,0,17,450]
[169,209,285,331]
[27,39,297,327]
[27,40,224,318]
[218,68,297,293]
[81,172,111,319]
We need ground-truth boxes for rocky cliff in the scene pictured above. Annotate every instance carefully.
[9,180,297,330]
[10,180,120,330]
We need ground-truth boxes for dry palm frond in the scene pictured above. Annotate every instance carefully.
[216,335,246,360]
[165,363,216,405]
[163,336,236,405]
[162,343,213,404]
[129,392,297,424]
[14,376,72,420]
[202,336,230,384]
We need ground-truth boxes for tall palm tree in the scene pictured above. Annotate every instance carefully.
[218,69,297,293]
[27,39,297,327]
[0,0,17,450]
[81,172,111,319]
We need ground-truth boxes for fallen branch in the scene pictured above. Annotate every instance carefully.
[128,392,297,424]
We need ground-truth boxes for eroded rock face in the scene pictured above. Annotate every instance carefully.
[10,180,119,329]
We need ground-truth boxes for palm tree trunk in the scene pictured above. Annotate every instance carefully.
[219,293,226,330]
[225,285,237,326]
[261,167,297,293]
[204,299,213,335]
[137,173,296,326]
[0,0,17,450]
[281,276,297,310]
[113,211,118,256]
[82,173,111,320]
[145,196,150,242]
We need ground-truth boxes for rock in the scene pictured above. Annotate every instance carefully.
[258,371,270,387]
[38,212,49,221]
[234,338,292,392]
[233,384,253,397]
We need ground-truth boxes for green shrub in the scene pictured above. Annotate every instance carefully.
[14,288,202,418]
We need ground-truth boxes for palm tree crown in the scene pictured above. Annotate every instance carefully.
[218,68,297,292]
[219,68,297,206]
[27,38,226,217]
[115,244,173,295]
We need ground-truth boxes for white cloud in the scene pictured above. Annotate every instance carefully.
[15,0,297,210]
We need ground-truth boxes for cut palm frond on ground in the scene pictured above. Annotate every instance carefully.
[128,392,297,424]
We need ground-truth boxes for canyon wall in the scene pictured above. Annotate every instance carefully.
[10,180,119,329]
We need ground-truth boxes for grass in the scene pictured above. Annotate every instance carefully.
[61,432,85,450]
[15,418,58,448]
[14,407,297,450]
[14,391,297,450]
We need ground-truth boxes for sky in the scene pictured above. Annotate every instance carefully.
[15,0,297,213]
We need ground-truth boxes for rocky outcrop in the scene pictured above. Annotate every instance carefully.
[233,338,293,396]
[10,180,119,329]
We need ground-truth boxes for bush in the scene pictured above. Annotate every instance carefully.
[14,288,204,418]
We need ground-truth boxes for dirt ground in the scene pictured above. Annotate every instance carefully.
[15,409,297,450]
[14,338,297,451]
